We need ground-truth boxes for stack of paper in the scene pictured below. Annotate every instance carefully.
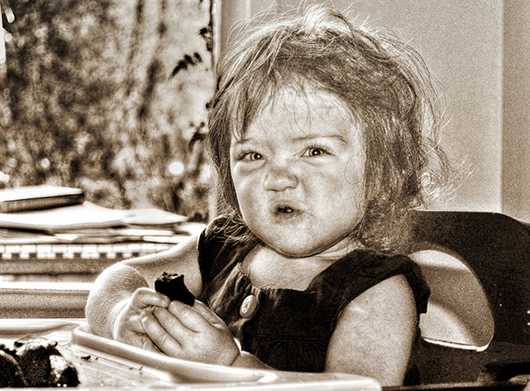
[0,186,201,245]
[0,185,85,213]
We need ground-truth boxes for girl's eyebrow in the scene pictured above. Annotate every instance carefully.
[231,133,351,147]
[291,134,349,144]
[231,137,266,148]
[231,137,253,146]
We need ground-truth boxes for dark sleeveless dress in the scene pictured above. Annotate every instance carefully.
[197,217,430,383]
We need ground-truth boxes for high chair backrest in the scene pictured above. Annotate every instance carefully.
[408,211,530,384]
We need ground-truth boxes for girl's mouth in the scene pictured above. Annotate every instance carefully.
[270,200,302,218]
[273,203,303,218]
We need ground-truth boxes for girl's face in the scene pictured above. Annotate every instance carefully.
[230,87,366,258]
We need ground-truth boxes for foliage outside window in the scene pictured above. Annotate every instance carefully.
[0,0,214,222]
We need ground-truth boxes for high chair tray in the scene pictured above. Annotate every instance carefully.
[71,323,381,389]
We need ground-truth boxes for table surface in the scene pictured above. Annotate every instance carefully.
[0,319,381,390]
[0,319,527,391]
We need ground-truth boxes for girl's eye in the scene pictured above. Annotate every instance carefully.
[303,146,329,157]
[241,152,263,161]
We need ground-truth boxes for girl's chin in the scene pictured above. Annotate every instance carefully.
[260,237,328,258]
[255,229,358,259]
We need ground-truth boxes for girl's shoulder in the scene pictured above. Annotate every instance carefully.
[326,272,418,385]
[312,249,430,318]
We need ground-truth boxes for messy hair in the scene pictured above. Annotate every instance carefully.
[207,5,453,253]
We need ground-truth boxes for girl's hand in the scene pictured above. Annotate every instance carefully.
[140,300,240,366]
[113,287,170,352]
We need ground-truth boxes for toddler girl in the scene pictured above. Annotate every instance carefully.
[86,5,452,387]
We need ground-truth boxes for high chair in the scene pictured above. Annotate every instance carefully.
[408,210,530,385]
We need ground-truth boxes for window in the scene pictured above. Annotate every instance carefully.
[0,0,214,221]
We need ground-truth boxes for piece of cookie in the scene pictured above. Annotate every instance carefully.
[0,349,27,387]
[154,272,195,306]
[12,337,79,387]
[1,337,79,388]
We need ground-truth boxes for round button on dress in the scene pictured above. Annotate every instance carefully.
[240,295,259,318]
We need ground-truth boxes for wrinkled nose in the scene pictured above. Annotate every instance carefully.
[263,162,298,191]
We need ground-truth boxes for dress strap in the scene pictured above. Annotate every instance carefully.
[197,216,257,287]
[308,250,430,327]
[197,217,230,285]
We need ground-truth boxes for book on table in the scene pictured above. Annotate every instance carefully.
[0,185,85,213]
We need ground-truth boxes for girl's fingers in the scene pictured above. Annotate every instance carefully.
[141,309,184,353]
[192,300,226,327]
[137,333,162,353]
[166,300,211,332]
[153,306,194,342]
[132,288,170,311]
[114,322,160,353]
[143,302,240,365]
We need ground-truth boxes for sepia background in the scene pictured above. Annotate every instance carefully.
[1,0,529,223]
[0,0,214,221]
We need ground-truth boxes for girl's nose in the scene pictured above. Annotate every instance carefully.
[263,162,298,191]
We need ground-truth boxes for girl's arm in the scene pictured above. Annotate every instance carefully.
[85,235,202,343]
[86,234,272,367]
[324,274,417,387]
